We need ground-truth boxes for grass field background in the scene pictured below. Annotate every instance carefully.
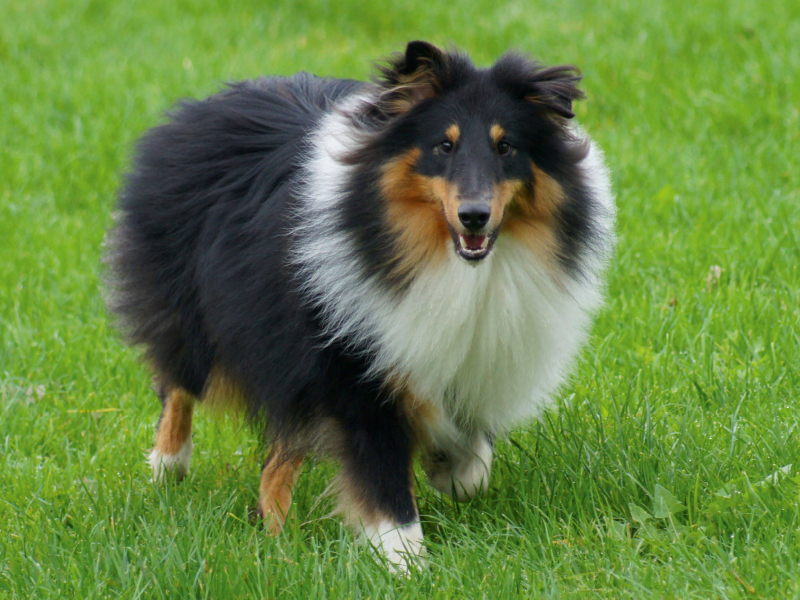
[2,0,799,597]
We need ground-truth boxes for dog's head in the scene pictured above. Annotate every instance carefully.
[363,41,588,273]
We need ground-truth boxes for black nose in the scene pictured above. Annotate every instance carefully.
[457,204,491,231]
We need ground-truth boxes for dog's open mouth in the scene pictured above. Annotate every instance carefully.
[454,232,495,261]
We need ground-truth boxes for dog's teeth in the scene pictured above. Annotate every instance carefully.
[457,233,490,257]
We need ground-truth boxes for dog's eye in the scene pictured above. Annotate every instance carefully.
[497,141,512,156]
[438,140,454,154]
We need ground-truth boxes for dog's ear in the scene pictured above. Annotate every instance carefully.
[492,53,585,120]
[374,41,450,116]
[524,64,584,119]
[401,41,447,76]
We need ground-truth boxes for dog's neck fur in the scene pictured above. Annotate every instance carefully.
[294,97,615,437]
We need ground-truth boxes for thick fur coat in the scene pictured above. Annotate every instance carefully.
[106,41,615,570]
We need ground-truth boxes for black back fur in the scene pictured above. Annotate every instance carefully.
[106,74,393,440]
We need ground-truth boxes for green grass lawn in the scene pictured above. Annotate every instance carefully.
[2,0,799,597]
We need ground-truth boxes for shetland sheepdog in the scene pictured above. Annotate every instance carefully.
[106,41,615,571]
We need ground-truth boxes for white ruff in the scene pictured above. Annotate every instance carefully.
[295,104,615,436]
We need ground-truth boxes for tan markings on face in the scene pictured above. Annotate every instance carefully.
[154,388,194,456]
[490,123,506,145]
[445,124,461,144]
[428,176,517,236]
[489,179,525,231]
[504,162,565,265]
[380,148,449,278]
[259,449,304,535]
[426,176,460,231]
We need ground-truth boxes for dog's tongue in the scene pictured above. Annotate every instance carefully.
[462,234,487,250]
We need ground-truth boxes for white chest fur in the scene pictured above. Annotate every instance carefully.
[368,239,601,435]
[295,106,614,438]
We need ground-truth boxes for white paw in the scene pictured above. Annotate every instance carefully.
[363,520,426,574]
[147,438,193,482]
[426,434,492,501]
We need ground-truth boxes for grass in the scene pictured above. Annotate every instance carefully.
[1,0,799,597]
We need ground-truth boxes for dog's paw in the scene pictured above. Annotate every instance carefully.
[147,438,192,482]
[363,520,427,574]
[424,433,492,501]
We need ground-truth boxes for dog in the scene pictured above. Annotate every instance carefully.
[105,40,614,572]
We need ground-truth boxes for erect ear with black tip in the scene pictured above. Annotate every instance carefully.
[374,41,450,116]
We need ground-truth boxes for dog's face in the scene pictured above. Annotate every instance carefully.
[408,96,539,262]
[366,41,588,275]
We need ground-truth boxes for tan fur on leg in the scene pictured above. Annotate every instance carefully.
[259,451,304,535]
[148,388,195,481]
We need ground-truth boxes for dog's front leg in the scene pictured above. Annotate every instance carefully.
[333,398,424,573]
[422,430,493,501]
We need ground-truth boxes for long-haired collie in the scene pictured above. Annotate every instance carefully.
[106,41,614,572]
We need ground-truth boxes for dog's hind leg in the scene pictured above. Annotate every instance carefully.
[148,387,195,482]
[258,446,304,535]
